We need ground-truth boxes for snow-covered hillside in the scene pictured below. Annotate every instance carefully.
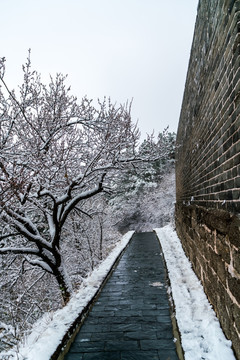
[113,167,176,233]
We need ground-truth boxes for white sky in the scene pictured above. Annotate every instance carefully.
[1,0,198,139]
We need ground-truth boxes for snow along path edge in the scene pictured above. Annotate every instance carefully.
[2,231,135,360]
[154,225,236,360]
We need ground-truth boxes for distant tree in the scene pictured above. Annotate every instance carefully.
[138,130,176,182]
[107,131,176,235]
[109,130,176,199]
[0,52,144,304]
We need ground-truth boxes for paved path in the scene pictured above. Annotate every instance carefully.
[64,232,179,360]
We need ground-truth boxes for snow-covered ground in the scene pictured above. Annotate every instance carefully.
[1,225,236,360]
[155,225,236,360]
[0,231,134,360]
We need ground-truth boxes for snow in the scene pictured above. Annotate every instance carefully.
[1,224,236,360]
[154,225,236,360]
[26,258,53,273]
[47,214,55,240]
[0,231,134,360]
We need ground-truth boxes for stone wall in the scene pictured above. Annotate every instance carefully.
[175,0,240,358]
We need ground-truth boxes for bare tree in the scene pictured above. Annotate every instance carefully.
[0,52,141,304]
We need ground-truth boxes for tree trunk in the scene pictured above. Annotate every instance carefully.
[99,221,103,261]
[54,264,73,305]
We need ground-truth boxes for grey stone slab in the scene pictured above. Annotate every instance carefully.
[121,350,160,360]
[157,315,173,324]
[115,309,143,317]
[98,316,128,324]
[90,332,124,342]
[75,333,92,342]
[123,330,157,340]
[131,303,157,310]
[157,305,171,311]
[142,322,173,332]
[119,299,136,305]
[158,349,179,359]
[133,315,158,324]
[157,331,175,340]
[100,292,123,299]
[104,340,139,351]
[83,352,121,360]
[88,305,105,312]
[64,353,83,360]
[106,304,131,311]
[142,309,161,316]
[69,341,105,353]
[87,310,115,318]
[124,315,146,324]
[110,323,142,332]
[94,298,120,305]
[140,339,176,351]
[83,318,99,325]
[102,305,122,311]
[79,324,111,333]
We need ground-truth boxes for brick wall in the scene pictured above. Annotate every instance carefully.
[175,0,240,358]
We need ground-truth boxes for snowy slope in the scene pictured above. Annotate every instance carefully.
[114,168,176,233]
[155,225,236,360]
[1,224,236,360]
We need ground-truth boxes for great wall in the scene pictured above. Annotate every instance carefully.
[175,0,240,358]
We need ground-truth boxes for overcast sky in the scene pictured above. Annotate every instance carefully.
[1,0,198,139]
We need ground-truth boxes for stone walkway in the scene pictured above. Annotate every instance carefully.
[64,232,179,360]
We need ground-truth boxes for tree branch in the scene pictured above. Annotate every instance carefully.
[2,209,52,251]
[23,256,53,274]
[0,247,39,255]
[59,172,106,228]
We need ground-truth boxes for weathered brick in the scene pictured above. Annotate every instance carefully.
[232,190,240,200]
[225,179,235,189]
[233,153,240,166]
[229,216,240,247]
[232,247,240,273]
[233,303,240,334]
[204,209,231,234]
[215,235,231,263]
[235,139,240,153]
[233,131,239,144]
[209,247,227,285]
[230,330,240,360]
[235,176,240,188]
[227,275,240,302]
[232,166,238,177]
[216,281,232,339]
[227,190,233,200]
[231,201,240,213]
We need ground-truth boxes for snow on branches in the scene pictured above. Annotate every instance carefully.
[0,53,149,306]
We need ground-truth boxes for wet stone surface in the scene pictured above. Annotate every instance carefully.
[64,232,179,360]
